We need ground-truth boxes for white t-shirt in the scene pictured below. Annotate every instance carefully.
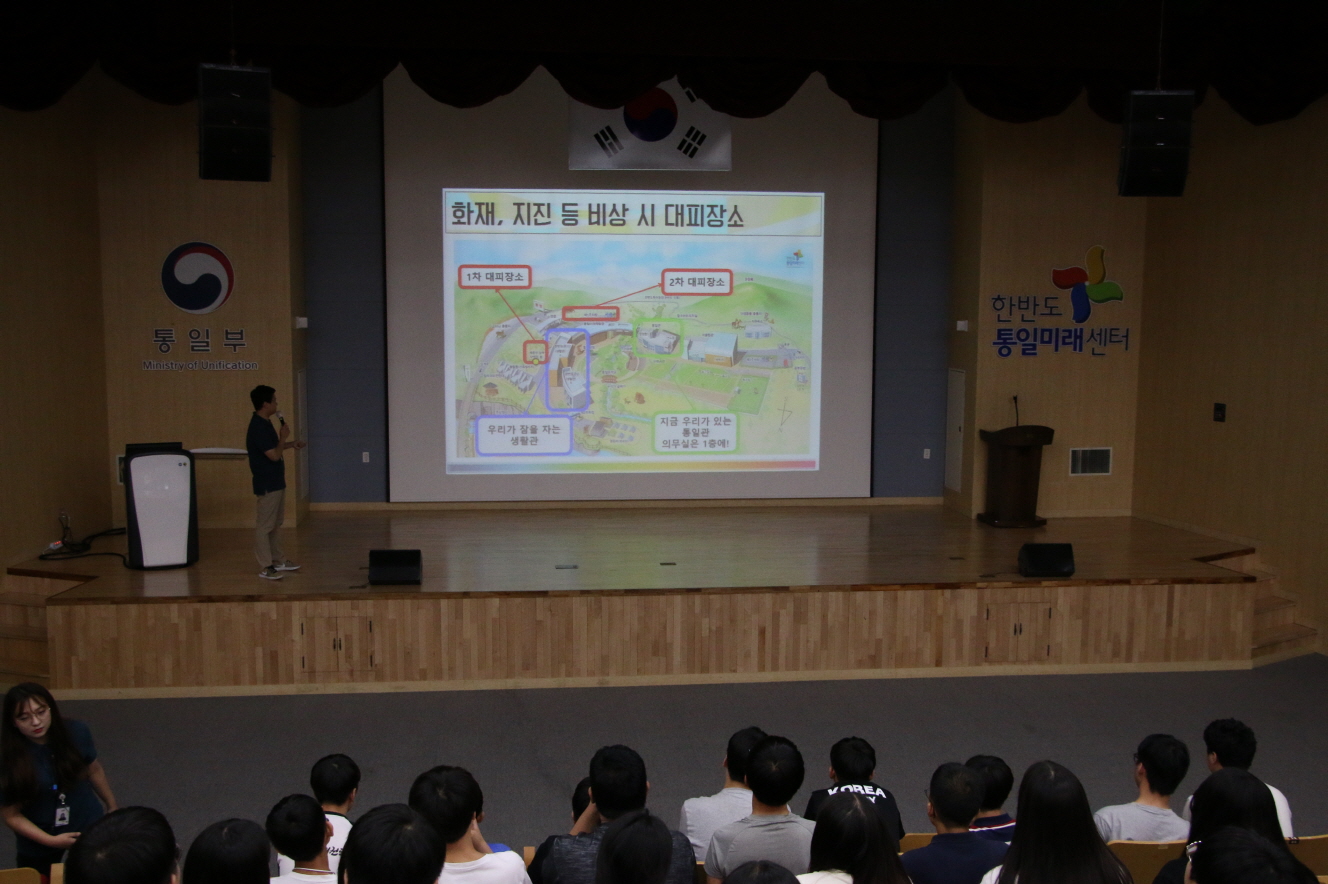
[277,812,353,876]
[799,872,852,884]
[271,872,337,884]
[679,787,755,862]
[978,867,1007,884]
[1094,802,1190,842]
[1183,782,1293,837]
[440,851,532,884]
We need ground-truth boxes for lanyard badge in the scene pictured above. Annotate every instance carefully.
[54,790,70,828]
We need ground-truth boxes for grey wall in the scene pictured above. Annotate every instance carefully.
[871,90,954,497]
[302,87,388,501]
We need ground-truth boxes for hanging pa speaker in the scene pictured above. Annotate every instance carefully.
[1118,90,1194,197]
[198,64,272,182]
[1018,543,1075,578]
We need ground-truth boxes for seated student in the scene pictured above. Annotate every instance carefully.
[408,765,531,884]
[268,794,338,883]
[338,804,445,884]
[1153,767,1288,884]
[1182,719,1293,837]
[726,861,800,884]
[964,756,1015,844]
[529,777,591,884]
[182,818,269,884]
[802,737,903,850]
[543,745,695,884]
[1186,826,1317,884]
[279,753,361,876]
[66,806,178,884]
[899,763,1007,884]
[596,809,675,884]
[681,726,766,862]
[704,735,816,882]
[1093,733,1190,842]
[798,792,909,884]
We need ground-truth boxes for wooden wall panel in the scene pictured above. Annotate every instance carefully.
[1135,94,1328,633]
[47,582,1254,691]
[0,78,112,567]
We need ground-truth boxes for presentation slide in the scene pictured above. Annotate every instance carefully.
[444,189,823,475]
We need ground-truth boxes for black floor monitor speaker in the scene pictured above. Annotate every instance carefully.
[1018,543,1075,578]
[369,549,422,585]
[198,64,272,182]
[1118,90,1194,197]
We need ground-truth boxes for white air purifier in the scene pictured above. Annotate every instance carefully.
[124,443,198,569]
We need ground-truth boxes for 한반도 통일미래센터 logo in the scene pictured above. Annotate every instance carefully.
[1051,245,1123,323]
[161,242,234,314]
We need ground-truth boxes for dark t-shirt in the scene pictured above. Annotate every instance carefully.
[900,832,1008,884]
[804,782,904,849]
[246,413,285,495]
[0,719,103,869]
[544,821,696,884]
[970,812,1016,844]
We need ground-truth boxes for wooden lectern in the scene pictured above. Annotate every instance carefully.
[977,425,1054,528]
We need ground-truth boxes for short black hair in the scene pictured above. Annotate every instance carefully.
[1189,826,1317,884]
[66,807,178,884]
[1204,719,1258,770]
[965,755,1014,812]
[182,819,270,884]
[312,754,362,806]
[572,776,593,821]
[830,737,876,783]
[338,804,445,884]
[726,726,768,783]
[723,861,800,884]
[589,745,649,820]
[267,794,327,863]
[928,762,982,829]
[250,385,276,410]
[1136,733,1190,797]
[409,765,484,844]
[745,736,805,808]
[594,809,674,884]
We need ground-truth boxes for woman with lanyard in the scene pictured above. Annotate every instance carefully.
[0,683,117,878]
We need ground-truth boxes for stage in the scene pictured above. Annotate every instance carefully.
[6,504,1276,697]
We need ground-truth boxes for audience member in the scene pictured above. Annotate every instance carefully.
[595,809,674,884]
[681,726,766,862]
[803,737,903,850]
[1182,719,1293,837]
[529,776,592,884]
[726,861,800,884]
[705,735,815,881]
[268,794,337,883]
[338,804,445,884]
[0,682,119,877]
[279,753,360,876]
[900,763,1007,884]
[798,792,909,884]
[409,765,531,884]
[182,818,269,884]
[543,745,695,884]
[65,806,178,884]
[979,761,1128,884]
[1093,733,1190,842]
[1186,826,1316,884]
[1154,767,1287,884]
[965,756,1015,844]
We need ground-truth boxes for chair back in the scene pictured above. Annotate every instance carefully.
[523,845,536,867]
[1108,840,1186,884]
[899,832,936,852]
[0,869,43,884]
[1289,835,1328,875]
[694,861,708,884]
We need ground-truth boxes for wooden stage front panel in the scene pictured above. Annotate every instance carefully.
[21,506,1258,693]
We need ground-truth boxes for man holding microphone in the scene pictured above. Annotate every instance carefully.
[247,385,306,580]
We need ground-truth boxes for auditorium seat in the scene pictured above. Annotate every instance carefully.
[1290,835,1328,875]
[1108,840,1185,884]
[0,870,42,884]
[899,832,935,852]
[695,861,707,884]
[523,846,535,866]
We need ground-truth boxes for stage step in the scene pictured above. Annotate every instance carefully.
[0,624,47,642]
[1253,622,1319,663]
[0,656,49,684]
[0,592,50,608]
[1254,594,1298,631]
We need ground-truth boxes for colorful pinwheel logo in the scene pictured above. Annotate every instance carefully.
[1052,245,1123,324]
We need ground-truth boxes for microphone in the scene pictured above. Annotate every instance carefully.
[276,411,286,426]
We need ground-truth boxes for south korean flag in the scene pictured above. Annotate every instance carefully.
[569,78,732,171]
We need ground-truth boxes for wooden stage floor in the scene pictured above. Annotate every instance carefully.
[17,505,1252,604]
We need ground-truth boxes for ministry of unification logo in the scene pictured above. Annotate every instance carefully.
[786,249,805,267]
[161,242,234,313]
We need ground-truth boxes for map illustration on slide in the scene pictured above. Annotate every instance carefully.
[443,189,823,474]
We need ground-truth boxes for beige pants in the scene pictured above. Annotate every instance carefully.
[255,489,285,568]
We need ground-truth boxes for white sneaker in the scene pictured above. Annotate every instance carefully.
[275,560,301,571]
[259,567,284,580]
